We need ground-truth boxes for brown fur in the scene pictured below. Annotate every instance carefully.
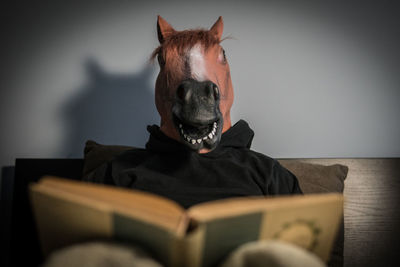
[151,29,221,86]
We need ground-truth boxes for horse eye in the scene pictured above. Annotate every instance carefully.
[221,49,227,64]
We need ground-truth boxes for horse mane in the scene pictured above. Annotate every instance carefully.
[150,28,222,86]
[150,28,220,61]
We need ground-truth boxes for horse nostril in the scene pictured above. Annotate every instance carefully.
[205,83,220,101]
[176,84,186,101]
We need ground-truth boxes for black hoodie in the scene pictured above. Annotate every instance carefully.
[92,120,302,208]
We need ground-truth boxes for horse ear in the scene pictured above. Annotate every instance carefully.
[209,16,224,40]
[157,15,175,43]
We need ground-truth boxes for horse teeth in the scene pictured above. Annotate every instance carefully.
[212,129,216,134]
[197,139,202,143]
[213,122,217,127]
[203,136,208,140]
[208,133,213,139]
[179,124,183,128]
[191,139,196,144]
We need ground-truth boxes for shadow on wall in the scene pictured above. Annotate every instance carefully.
[61,58,159,157]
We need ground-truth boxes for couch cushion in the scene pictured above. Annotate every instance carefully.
[277,160,347,194]
[83,140,134,179]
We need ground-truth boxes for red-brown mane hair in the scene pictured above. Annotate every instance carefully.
[151,29,221,85]
[151,29,220,61]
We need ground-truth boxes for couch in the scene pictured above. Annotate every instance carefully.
[1,155,399,267]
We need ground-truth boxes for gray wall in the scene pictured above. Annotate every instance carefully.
[1,0,399,168]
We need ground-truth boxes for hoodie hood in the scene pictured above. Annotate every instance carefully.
[145,120,254,155]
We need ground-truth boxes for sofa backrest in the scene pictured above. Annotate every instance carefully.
[3,158,400,267]
[283,158,400,267]
[9,159,84,267]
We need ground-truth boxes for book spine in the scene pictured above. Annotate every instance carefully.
[186,225,206,267]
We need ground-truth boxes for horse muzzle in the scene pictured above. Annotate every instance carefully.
[172,79,223,151]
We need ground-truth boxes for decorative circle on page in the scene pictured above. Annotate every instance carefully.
[273,219,321,251]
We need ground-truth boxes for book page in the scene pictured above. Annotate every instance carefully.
[187,193,342,222]
[30,183,113,256]
[37,176,186,234]
[186,193,343,264]
[259,197,343,261]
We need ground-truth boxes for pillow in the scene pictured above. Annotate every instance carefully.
[277,160,348,194]
[82,140,134,179]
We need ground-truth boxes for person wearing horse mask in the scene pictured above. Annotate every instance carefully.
[87,16,302,209]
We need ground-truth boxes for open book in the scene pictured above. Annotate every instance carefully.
[30,176,343,267]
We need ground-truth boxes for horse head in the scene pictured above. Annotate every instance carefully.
[152,16,234,153]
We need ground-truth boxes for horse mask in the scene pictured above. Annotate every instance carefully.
[152,16,234,153]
